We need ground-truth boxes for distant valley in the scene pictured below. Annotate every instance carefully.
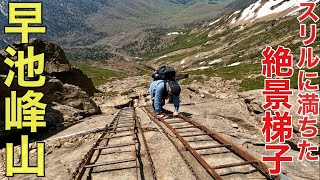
[0,0,252,50]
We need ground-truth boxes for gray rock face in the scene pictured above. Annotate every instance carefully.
[61,84,100,115]
[0,38,98,96]
[164,91,319,180]
[180,77,240,103]
[0,77,101,126]
[239,89,319,149]
[0,39,101,145]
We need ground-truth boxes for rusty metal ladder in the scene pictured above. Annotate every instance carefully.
[144,107,280,180]
[73,107,141,180]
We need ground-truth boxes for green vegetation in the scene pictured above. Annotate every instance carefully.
[104,91,119,97]
[147,28,232,59]
[181,63,262,90]
[121,28,168,57]
[154,14,310,67]
[190,63,260,79]
[240,76,265,91]
[74,62,126,86]
[156,42,222,64]
[66,8,320,95]
[66,48,115,61]
[290,66,320,89]
[144,5,320,92]
[184,63,320,91]
[180,75,209,85]
[143,82,150,89]
[120,90,132,96]
[165,30,210,52]
[158,50,198,64]
[132,82,150,89]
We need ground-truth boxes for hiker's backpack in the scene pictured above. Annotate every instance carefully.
[152,65,176,81]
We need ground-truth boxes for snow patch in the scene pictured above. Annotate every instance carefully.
[233,10,241,15]
[228,62,241,67]
[209,18,221,26]
[199,61,206,65]
[198,66,210,70]
[228,10,241,20]
[286,9,299,17]
[167,32,180,36]
[239,0,261,21]
[208,59,222,65]
[231,17,237,24]
[233,0,320,24]
[256,0,294,19]
[285,0,320,17]
[157,55,167,60]
[192,66,210,70]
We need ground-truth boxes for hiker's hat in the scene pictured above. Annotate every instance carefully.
[168,81,181,96]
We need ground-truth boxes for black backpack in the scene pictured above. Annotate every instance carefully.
[152,65,176,81]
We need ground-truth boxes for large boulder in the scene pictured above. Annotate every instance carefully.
[239,89,318,146]
[0,39,101,146]
[0,39,98,96]
[0,76,101,130]
[59,84,100,115]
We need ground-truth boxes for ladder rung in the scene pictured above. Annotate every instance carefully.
[187,139,213,143]
[199,151,231,156]
[117,119,134,122]
[176,129,199,133]
[92,165,139,172]
[118,116,133,118]
[107,128,134,134]
[108,124,134,129]
[101,150,136,155]
[114,123,135,127]
[167,120,187,124]
[85,158,136,168]
[181,133,208,138]
[213,160,259,170]
[194,144,232,150]
[174,126,196,130]
[94,142,136,150]
[100,133,135,140]
[116,121,134,124]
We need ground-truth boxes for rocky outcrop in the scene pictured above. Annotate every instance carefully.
[176,73,189,80]
[0,39,98,96]
[238,89,320,153]
[0,39,101,146]
[180,77,240,102]
[240,89,305,133]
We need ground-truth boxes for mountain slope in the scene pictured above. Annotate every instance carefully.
[228,0,320,25]
[0,0,239,49]
[222,0,257,12]
[142,0,320,90]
